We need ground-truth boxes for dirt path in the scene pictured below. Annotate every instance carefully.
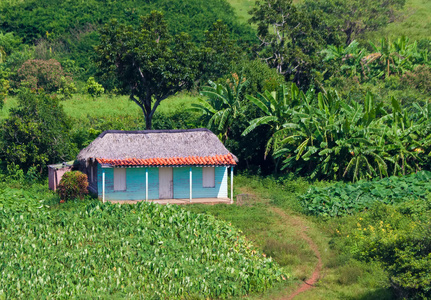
[271,208,323,300]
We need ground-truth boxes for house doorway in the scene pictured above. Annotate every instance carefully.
[159,167,173,199]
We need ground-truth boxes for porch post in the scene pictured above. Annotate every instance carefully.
[189,167,192,202]
[230,167,234,204]
[102,169,105,203]
[145,167,148,201]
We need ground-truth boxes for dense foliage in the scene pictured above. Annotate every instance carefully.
[302,171,431,217]
[0,0,253,44]
[302,0,406,45]
[0,90,76,172]
[322,37,430,84]
[334,198,431,298]
[0,195,286,298]
[0,0,254,78]
[241,83,430,181]
[16,59,72,93]
[249,0,340,86]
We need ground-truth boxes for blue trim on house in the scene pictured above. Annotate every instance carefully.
[96,164,228,201]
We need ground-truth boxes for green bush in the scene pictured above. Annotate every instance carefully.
[56,171,88,201]
[336,200,431,299]
[85,77,104,99]
[231,58,286,95]
[0,77,9,108]
[301,171,431,217]
[57,76,77,100]
[401,65,431,95]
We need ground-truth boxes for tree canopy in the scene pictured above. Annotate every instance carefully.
[248,0,340,87]
[95,11,200,129]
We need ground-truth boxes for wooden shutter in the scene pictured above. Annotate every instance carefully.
[202,167,215,188]
[114,168,126,191]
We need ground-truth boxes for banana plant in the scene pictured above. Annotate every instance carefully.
[321,40,366,78]
[242,83,304,158]
[191,74,247,142]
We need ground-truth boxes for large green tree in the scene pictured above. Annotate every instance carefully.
[0,89,75,172]
[248,0,339,87]
[95,11,200,129]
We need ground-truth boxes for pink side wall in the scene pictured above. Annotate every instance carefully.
[48,165,72,191]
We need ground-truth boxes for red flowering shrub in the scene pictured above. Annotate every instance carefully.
[16,59,73,93]
[57,171,88,201]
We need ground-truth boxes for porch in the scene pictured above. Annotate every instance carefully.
[108,197,232,205]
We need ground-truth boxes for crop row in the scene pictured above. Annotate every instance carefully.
[0,199,286,298]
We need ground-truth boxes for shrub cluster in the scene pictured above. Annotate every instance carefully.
[56,171,88,201]
[0,89,76,172]
[85,77,104,99]
[16,59,73,93]
[336,200,431,299]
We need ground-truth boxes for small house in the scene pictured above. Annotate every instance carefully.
[76,128,237,203]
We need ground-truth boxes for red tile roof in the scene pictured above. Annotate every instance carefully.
[96,154,236,167]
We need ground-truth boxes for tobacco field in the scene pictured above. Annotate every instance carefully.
[0,192,286,299]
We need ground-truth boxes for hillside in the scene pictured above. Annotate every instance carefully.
[228,0,431,42]
[0,0,256,77]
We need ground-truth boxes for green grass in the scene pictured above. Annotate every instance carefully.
[0,92,201,121]
[227,0,431,41]
[0,96,18,120]
[185,174,394,299]
[227,0,255,23]
[64,92,201,120]
[368,0,431,42]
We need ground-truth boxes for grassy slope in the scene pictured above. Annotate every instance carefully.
[228,0,431,41]
[0,92,201,121]
[227,0,255,23]
[368,0,431,41]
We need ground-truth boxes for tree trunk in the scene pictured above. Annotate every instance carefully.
[145,115,152,130]
[344,26,354,47]
[144,96,152,130]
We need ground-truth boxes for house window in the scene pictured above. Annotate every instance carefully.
[202,167,215,188]
[114,168,126,191]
